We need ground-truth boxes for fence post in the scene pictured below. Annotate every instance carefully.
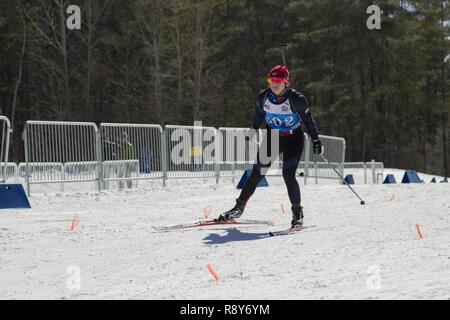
[371,159,375,184]
[304,133,310,185]
[22,124,31,196]
[96,126,103,192]
[161,127,168,187]
[313,136,318,184]
[341,139,346,183]
[13,163,18,183]
[4,120,11,183]
[0,116,12,183]
[232,129,236,184]
[231,148,235,184]
[61,163,65,192]
[214,128,220,184]
[377,172,383,184]
[363,162,367,184]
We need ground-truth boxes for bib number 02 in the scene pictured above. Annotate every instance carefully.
[267,116,294,128]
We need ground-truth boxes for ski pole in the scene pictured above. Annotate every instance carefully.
[277,44,288,66]
[319,154,366,205]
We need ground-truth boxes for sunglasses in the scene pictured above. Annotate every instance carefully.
[267,77,287,85]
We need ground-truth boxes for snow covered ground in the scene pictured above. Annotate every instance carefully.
[0,168,449,300]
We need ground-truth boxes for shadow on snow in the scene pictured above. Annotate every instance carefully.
[202,228,271,245]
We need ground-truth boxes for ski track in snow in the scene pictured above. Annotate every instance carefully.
[0,169,449,300]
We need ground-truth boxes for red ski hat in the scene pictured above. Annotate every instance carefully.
[267,64,289,85]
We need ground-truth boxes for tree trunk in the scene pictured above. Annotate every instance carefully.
[152,5,162,123]
[192,0,213,122]
[443,113,448,176]
[58,0,70,119]
[11,3,27,134]
[174,8,183,123]
[86,0,92,118]
[193,0,202,122]
[441,1,448,176]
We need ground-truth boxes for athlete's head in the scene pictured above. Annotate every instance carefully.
[267,64,289,96]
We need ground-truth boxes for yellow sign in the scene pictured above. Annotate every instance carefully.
[189,146,203,157]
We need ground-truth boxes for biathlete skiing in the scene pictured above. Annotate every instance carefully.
[216,64,324,229]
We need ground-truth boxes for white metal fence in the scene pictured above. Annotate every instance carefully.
[164,125,219,182]
[19,120,355,195]
[23,121,100,195]
[1,162,17,183]
[218,127,259,182]
[343,161,384,184]
[1,116,11,182]
[304,134,346,184]
[100,123,164,188]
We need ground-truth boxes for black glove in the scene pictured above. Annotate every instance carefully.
[312,139,324,155]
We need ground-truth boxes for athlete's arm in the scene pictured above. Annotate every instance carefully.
[291,91,319,140]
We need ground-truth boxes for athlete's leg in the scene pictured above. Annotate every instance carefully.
[282,162,300,204]
[238,162,270,202]
[281,131,305,227]
[281,131,305,205]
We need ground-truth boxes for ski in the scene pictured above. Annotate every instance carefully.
[268,225,317,237]
[153,219,273,231]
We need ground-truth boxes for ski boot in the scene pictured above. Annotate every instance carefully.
[216,198,247,222]
[291,204,304,228]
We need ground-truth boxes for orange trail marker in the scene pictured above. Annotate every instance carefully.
[280,203,285,214]
[207,264,220,281]
[70,217,78,231]
[203,207,211,220]
[415,224,423,239]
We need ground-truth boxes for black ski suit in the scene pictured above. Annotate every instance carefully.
[238,87,319,205]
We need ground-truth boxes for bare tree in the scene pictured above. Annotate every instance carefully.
[11,0,27,132]
[192,0,214,121]
[440,1,449,176]
[135,0,166,123]
[23,0,73,119]
[171,1,184,123]
[81,0,112,117]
